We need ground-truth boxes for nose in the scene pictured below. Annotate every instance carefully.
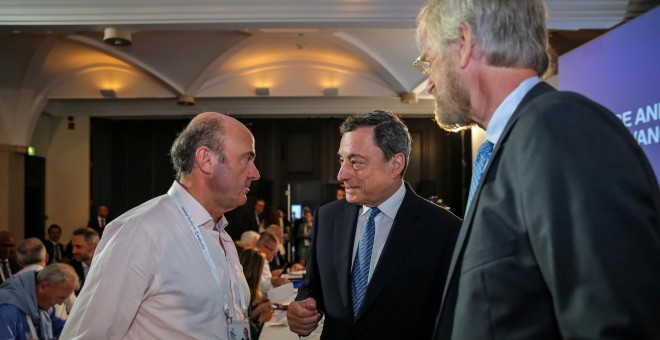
[337,161,351,182]
[250,164,260,181]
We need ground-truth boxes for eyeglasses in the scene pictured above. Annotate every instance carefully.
[262,243,278,253]
[413,54,431,75]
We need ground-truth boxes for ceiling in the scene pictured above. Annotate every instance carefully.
[0,0,658,145]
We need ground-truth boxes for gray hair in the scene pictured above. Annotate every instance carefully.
[240,231,260,245]
[416,0,549,76]
[16,238,46,265]
[170,114,226,180]
[37,263,80,290]
[72,227,100,246]
[257,231,278,246]
[339,109,411,177]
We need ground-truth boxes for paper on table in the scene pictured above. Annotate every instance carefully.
[267,282,296,305]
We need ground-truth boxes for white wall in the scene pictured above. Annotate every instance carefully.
[45,116,90,243]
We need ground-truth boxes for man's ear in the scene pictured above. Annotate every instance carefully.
[195,147,214,174]
[36,281,49,294]
[458,23,474,69]
[390,153,405,178]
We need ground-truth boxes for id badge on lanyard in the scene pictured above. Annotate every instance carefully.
[170,193,249,333]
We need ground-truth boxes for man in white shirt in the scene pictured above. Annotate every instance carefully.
[61,112,261,339]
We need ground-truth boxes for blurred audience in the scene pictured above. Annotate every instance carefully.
[240,231,260,249]
[296,209,314,266]
[69,227,99,295]
[0,263,79,339]
[239,248,274,339]
[0,231,19,284]
[44,224,65,264]
[265,225,303,273]
[87,205,110,237]
[256,232,289,294]
[14,238,76,318]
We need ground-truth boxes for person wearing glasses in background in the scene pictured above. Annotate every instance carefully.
[414,0,660,339]
[256,232,290,295]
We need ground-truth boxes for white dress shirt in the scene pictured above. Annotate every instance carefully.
[61,181,250,339]
[351,182,406,283]
[259,261,273,294]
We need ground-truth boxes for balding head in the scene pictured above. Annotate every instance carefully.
[171,112,224,180]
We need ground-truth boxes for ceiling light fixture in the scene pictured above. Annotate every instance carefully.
[103,27,132,47]
[177,94,195,106]
[255,87,270,96]
[323,88,339,96]
[400,92,418,104]
[100,89,117,98]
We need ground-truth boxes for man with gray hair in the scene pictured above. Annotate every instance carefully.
[287,110,461,338]
[62,112,261,339]
[15,238,48,274]
[0,263,79,339]
[414,0,660,338]
[14,238,76,319]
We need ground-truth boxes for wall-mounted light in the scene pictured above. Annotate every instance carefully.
[255,87,270,96]
[104,27,132,47]
[177,94,195,106]
[400,92,418,104]
[100,89,117,98]
[323,88,339,96]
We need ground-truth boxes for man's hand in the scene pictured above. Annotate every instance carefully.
[287,298,322,336]
[290,263,304,272]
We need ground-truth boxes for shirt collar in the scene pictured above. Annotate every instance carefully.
[167,181,215,229]
[360,181,406,220]
[486,76,541,145]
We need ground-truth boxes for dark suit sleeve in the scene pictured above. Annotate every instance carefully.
[295,208,325,312]
[517,93,660,337]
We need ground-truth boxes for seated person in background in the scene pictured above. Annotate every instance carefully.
[265,225,303,273]
[0,263,79,340]
[14,238,76,319]
[44,224,65,264]
[240,231,260,249]
[256,232,289,294]
[239,248,274,339]
[0,231,20,284]
[69,227,99,296]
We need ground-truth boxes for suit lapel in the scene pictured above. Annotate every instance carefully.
[335,202,360,310]
[437,82,557,313]
[356,183,422,319]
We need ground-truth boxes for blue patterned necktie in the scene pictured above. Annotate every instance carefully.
[351,207,381,317]
[466,140,494,214]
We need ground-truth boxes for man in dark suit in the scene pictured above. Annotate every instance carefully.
[87,204,110,237]
[69,227,99,295]
[415,0,660,338]
[44,224,65,264]
[287,110,461,339]
[0,231,21,283]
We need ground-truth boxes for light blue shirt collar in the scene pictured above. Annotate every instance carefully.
[361,181,406,220]
[486,76,541,145]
